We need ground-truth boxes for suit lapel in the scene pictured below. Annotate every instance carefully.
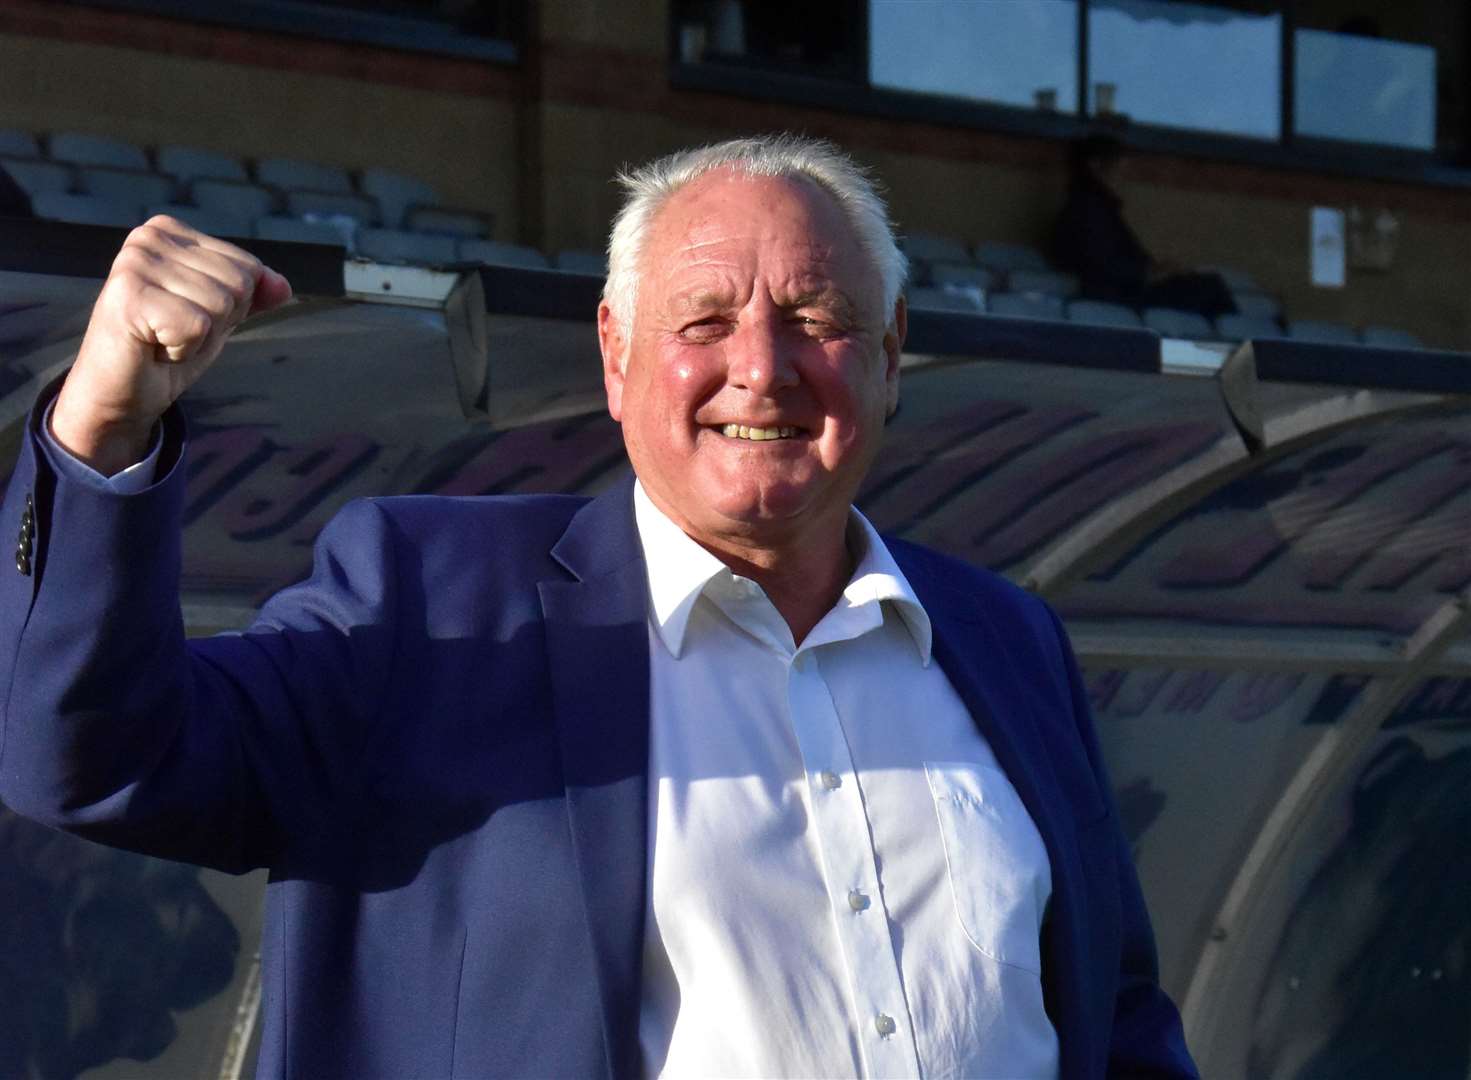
[539,476,650,1080]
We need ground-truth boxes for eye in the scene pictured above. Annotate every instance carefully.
[679,317,729,343]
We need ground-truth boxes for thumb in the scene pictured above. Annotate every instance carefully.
[248,267,294,316]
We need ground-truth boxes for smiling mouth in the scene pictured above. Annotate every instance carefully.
[717,424,801,441]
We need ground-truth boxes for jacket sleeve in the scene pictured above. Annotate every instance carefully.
[0,391,402,875]
[1044,605,1200,1078]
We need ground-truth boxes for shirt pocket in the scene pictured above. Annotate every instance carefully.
[925,760,1052,975]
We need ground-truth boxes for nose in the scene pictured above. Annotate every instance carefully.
[727,314,799,396]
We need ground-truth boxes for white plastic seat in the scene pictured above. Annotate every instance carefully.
[907,285,984,314]
[1007,268,1080,299]
[901,231,971,265]
[193,178,277,220]
[285,190,381,226]
[254,215,350,246]
[927,262,996,290]
[146,204,251,238]
[406,205,494,238]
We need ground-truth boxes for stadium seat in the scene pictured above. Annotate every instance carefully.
[927,262,996,291]
[1144,307,1214,340]
[906,285,984,314]
[356,228,458,265]
[0,129,39,158]
[902,231,971,265]
[359,167,440,230]
[254,215,349,246]
[1,157,72,197]
[1199,264,1259,292]
[255,156,353,194]
[554,249,607,274]
[78,166,176,211]
[285,190,381,226]
[974,241,1049,273]
[146,204,251,238]
[192,178,277,220]
[988,291,1064,320]
[1361,325,1424,349]
[405,205,494,238]
[1216,313,1285,342]
[31,191,141,227]
[1067,300,1142,328]
[1007,268,1080,299]
[1230,291,1282,319]
[458,239,548,269]
[156,144,249,184]
[1289,319,1358,345]
[48,131,149,170]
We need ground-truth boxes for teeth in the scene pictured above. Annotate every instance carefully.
[720,424,796,441]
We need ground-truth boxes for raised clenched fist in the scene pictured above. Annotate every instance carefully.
[50,215,293,476]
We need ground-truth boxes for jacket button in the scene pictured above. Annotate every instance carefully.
[16,551,30,576]
[16,536,31,559]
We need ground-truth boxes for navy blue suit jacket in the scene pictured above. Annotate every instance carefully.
[0,401,1196,1078]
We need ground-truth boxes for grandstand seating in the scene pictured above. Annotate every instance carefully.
[191,178,277,221]
[907,286,984,314]
[1,126,1434,351]
[902,231,970,265]
[1288,319,1359,345]
[975,241,1049,273]
[1,158,71,198]
[285,190,381,226]
[1007,268,1080,299]
[553,250,607,274]
[458,240,548,269]
[1067,299,1142,328]
[254,215,348,246]
[78,166,176,212]
[255,156,353,194]
[988,291,1065,320]
[156,145,250,184]
[926,262,996,291]
[1216,313,1285,342]
[356,228,457,265]
[1144,307,1214,340]
[406,205,493,238]
[30,191,140,227]
[0,129,40,157]
[49,131,149,171]
[147,204,251,238]
[360,167,441,230]
[1361,325,1424,349]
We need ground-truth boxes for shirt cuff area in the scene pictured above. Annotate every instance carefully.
[40,399,163,494]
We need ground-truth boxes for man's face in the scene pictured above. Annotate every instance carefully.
[599,169,904,553]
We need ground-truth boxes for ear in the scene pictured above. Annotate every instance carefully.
[883,293,906,417]
[597,300,627,421]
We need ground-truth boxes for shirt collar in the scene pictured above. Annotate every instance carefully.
[632,480,933,665]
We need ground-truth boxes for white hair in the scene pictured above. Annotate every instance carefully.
[603,133,908,338]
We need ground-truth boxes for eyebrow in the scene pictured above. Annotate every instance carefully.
[785,287,859,323]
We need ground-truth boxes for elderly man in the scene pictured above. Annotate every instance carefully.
[0,135,1195,1078]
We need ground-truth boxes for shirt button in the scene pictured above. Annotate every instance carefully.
[819,770,841,790]
[847,889,870,912]
[875,1013,897,1037]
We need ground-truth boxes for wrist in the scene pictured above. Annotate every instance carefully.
[49,388,158,477]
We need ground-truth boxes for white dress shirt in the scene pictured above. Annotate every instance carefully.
[633,482,1058,1079]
